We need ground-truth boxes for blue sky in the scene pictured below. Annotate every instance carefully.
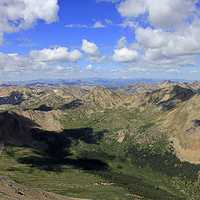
[2,0,125,52]
[0,0,200,82]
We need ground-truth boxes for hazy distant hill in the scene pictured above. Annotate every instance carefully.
[0,78,172,88]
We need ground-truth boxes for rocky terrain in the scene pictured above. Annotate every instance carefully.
[0,176,86,200]
[1,82,200,199]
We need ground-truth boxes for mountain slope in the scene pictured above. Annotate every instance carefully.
[0,176,86,200]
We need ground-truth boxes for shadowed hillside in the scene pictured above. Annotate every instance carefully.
[0,111,106,170]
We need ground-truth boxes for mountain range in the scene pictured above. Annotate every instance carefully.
[1,81,200,199]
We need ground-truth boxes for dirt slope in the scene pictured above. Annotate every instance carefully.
[0,176,88,200]
[161,94,200,163]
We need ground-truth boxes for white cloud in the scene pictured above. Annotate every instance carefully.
[30,47,82,62]
[82,39,99,55]
[93,21,106,28]
[0,47,83,81]
[0,46,82,76]
[65,21,106,29]
[113,47,138,62]
[117,0,198,28]
[135,27,168,49]
[113,0,200,71]
[136,22,200,61]
[147,0,196,28]
[0,53,29,72]
[0,0,59,43]
[117,36,127,48]
[118,19,137,28]
[0,53,83,81]
[65,24,89,28]
[118,0,146,17]
[81,39,105,62]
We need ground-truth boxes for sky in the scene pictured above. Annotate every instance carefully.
[1,0,200,82]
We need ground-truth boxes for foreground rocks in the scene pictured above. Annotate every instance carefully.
[0,176,89,200]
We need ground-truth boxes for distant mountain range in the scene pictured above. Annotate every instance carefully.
[0,78,192,88]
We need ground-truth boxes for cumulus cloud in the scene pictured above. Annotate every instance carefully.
[135,27,168,49]
[118,0,146,18]
[147,0,196,28]
[93,21,106,28]
[30,47,82,62]
[82,39,99,55]
[117,0,197,28]
[81,39,105,62]
[0,51,81,81]
[112,0,200,71]
[0,45,82,76]
[113,47,138,62]
[136,22,200,61]
[0,53,30,72]
[0,0,59,43]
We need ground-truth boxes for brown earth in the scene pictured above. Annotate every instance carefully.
[0,176,89,200]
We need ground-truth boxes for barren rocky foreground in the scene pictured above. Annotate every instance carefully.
[0,176,88,200]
